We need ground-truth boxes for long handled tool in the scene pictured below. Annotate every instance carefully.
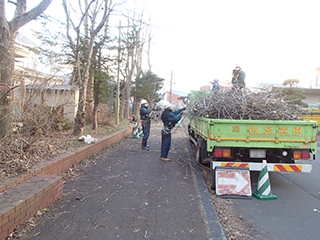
[173,111,188,132]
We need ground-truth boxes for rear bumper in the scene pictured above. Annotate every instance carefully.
[210,161,312,173]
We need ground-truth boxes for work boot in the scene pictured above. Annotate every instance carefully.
[145,140,150,150]
[141,139,149,151]
[160,157,170,162]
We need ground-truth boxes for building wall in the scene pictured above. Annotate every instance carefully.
[15,39,37,70]
[200,85,210,91]
[163,92,188,109]
[305,94,320,104]
[24,88,79,121]
[13,34,76,121]
[164,92,180,107]
[304,93,320,109]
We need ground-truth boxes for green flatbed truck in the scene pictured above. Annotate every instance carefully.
[188,103,318,174]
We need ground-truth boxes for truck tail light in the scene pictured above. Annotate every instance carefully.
[223,149,231,157]
[293,151,301,159]
[301,151,310,159]
[293,151,310,159]
[214,148,231,158]
[215,149,222,157]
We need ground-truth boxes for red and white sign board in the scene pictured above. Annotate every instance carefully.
[215,167,252,198]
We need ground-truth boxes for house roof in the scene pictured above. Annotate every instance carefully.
[15,32,38,48]
[255,82,305,89]
[25,84,78,91]
[171,91,190,97]
[303,88,320,94]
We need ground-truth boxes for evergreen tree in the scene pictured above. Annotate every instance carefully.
[133,71,164,107]
[273,86,307,107]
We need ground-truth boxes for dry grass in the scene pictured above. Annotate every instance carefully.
[0,120,131,180]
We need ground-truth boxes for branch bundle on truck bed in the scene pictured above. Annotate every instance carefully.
[188,90,303,120]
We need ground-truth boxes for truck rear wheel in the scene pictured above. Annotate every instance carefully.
[196,137,210,166]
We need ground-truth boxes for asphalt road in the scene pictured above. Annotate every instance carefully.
[230,140,320,240]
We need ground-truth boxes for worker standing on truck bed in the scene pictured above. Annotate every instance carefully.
[140,99,152,151]
[232,64,245,90]
[160,101,186,162]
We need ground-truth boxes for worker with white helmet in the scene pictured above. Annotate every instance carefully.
[231,64,246,90]
[140,99,152,150]
[159,101,186,162]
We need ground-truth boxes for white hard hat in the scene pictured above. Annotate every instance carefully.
[141,99,148,105]
[235,64,240,68]
[156,100,171,109]
[162,100,171,109]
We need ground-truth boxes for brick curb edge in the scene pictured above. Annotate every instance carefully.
[0,126,133,239]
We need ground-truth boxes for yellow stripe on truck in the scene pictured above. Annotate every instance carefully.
[274,164,303,172]
[221,163,249,168]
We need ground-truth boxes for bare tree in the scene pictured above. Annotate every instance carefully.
[120,27,137,121]
[0,0,52,137]
[62,0,113,136]
[83,0,94,124]
[92,22,112,130]
[132,19,153,118]
[119,13,152,120]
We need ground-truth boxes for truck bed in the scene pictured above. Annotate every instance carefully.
[189,118,318,155]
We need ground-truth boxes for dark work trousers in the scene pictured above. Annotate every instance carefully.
[142,120,151,141]
[160,129,171,158]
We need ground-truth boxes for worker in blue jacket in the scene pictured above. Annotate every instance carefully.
[140,99,152,150]
[160,101,186,162]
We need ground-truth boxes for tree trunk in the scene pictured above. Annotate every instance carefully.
[124,71,133,119]
[133,96,139,119]
[92,70,101,130]
[0,0,52,137]
[73,80,86,136]
[84,0,93,124]
[92,100,98,130]
[70,0,110,136]
[86,70,94,124]
[124,50,135,119]
[0,30,14,137]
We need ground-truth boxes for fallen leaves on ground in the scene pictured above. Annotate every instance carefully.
[199,165,256,240]
[0,122,131,180]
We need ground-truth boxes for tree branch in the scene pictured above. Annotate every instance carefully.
[0,1,6,20]
[78,0,96,30]
[91,0,112,37]
[62,0,76,54]
[14,0,26,18]
[9,0,52,33]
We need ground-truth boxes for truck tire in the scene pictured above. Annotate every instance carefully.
[188,125,196,145]
[196,137,210,166]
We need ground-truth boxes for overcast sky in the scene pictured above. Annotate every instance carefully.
[140,0,320,93]
[16,0,320,93]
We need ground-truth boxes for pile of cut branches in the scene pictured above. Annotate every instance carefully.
[188,89,304,120]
